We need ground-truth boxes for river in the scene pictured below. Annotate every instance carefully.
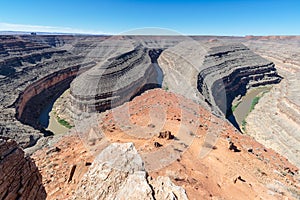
[232,86,271,128]
[154,63,163,86]
[39,98,69,135]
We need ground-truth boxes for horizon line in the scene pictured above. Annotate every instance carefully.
[0,22,299,37]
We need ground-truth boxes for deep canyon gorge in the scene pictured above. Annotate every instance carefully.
[0,35,300,199]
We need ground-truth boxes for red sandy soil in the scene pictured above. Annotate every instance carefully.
[32,89,300,200]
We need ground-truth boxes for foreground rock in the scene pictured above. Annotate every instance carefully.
[74,142,188,200]
[149,176,188,200]
[0,137,46,199]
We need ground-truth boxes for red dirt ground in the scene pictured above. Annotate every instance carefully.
[32,89,300,199]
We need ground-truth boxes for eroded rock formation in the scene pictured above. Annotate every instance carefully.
[69,46,163,117]
[0,35,96,147]
[74,142,188,200]
[0,137,46,199]
[242,38,300,168]
[157,40,207,104]
[197,43,282,116]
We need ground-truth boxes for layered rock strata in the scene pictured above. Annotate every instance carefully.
[157,40,207,104]
[0,35,174,147]
[0,137,46,199]
[242,39,300,168]
[0,35,99,147]
[15,62,94,130]
[197,43,282,116]
[69,46,163,118]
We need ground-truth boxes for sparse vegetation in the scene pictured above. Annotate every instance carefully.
[231,101,241,112]
[249,90,270,112]
[56,116,73,129]
[240,89,270,133]
[241,119,247,132]
[249,96,261,112]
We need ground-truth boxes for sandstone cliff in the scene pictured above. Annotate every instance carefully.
[0,136,46,199]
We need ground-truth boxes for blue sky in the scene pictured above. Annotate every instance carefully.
[0,0,299,35]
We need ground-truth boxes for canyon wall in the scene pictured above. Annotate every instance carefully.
[241,38,300,168]
[157,40,208,105]
[0,35,96,147]
[197,43,282,116]
[15,62,95,130]
[0,35,173,147]
[69,47,163,119]
[0,137,46,199]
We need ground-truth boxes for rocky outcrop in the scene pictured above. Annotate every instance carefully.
[197,43,282,116]
[74,142,188,200]
[149,176,188,200]
[69,46,163,117]
[0,137,46,199]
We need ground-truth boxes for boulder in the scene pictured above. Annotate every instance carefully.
[74,143,188,200]
[149,176,188,200]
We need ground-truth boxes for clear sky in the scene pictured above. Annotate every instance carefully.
[0,0,299,35]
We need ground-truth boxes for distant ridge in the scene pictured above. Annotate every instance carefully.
[0,30,107,36]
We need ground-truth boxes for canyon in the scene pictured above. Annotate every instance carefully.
[197,43,281,116]
[242,37,300,168]
[0,35,97,148]
[0,34,300,199]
